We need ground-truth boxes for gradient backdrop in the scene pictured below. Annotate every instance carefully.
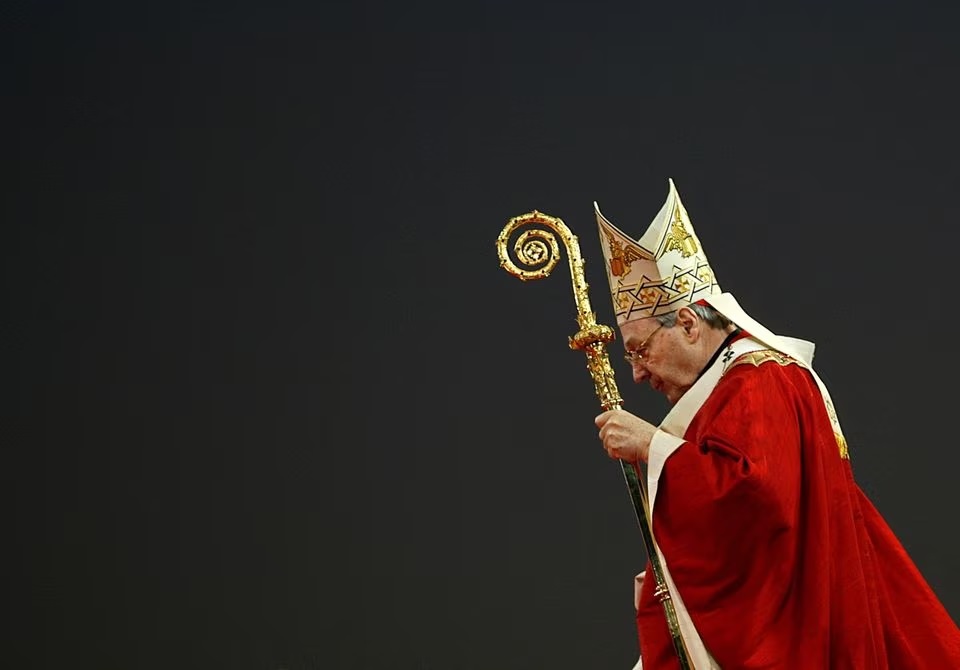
[9,2,960,669]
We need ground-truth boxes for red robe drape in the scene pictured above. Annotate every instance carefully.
[635,354,960,668]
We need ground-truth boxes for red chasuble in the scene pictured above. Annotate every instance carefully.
[635,352,960,669]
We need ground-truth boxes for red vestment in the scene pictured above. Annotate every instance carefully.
[635,352,960,669]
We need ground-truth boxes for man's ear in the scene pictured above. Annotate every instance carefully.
[677,306,699,339]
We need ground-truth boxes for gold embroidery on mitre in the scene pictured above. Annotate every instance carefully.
[615,260,717,321]
[605,232,652,279]
[681,262,716,300]
[663,203,698,257]
[638,286,662,305]
[725,349,850,460]
[616,282,666,319]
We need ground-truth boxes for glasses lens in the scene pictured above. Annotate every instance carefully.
[624,325,661,365]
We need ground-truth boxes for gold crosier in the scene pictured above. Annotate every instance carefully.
[496,211,694,670]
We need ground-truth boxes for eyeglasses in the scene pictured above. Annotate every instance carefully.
[623,324,664,365]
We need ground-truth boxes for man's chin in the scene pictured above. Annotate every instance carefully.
[664,386,691,405]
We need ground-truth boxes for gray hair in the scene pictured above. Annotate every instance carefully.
[655,303,733,330]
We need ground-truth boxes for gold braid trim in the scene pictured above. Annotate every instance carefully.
[726,349,795,370]
[725,349,850,460]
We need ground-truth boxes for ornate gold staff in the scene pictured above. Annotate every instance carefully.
[496,210,693,670]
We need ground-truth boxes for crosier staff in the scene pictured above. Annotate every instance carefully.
[496,210,693,670]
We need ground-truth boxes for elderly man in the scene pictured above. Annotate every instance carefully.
[594,180,960,669]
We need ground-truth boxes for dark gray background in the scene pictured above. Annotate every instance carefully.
[8,2,960,669]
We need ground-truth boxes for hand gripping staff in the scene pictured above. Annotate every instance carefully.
[496,210,693,670]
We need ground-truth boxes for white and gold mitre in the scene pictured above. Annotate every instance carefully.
[595,178,721,325]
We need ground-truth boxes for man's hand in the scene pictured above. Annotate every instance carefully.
[595,409,657,463]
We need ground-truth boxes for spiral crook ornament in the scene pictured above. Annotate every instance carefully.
[496,211,563,281]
